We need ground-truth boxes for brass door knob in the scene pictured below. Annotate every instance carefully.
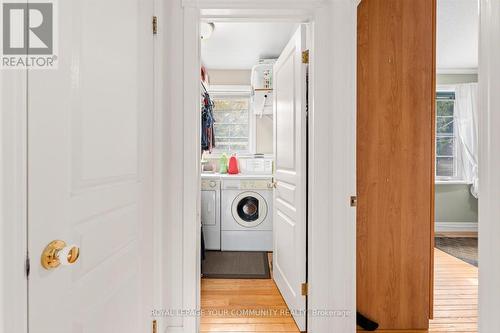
[41,240,80,270]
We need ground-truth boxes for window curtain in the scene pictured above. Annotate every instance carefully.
[454,83,479,198]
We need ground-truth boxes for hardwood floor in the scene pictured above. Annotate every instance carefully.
[200,253,301,332]
[200,278,300,332]
[361,249,478,333]
[201,249,477,333]
[428,249,478,333]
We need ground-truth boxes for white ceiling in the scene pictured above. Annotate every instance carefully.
[437,0,479,72]
[201,22,298,70]
[202,4,478,72]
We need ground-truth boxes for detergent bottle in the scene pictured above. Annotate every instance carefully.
[219,154,228,174]
[228,154,239,174]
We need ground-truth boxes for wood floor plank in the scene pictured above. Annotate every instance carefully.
[201,277,300,333]
[429,249,478,333]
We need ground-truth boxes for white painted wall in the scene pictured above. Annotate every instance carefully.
[437,0,479,71]
[255,117,273,154]
[207,69,251,85]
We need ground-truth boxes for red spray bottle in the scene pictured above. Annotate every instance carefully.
[228,155,239,174]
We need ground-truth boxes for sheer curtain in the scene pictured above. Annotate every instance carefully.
[454,83,479,198]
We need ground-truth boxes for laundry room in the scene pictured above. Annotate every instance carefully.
[198,21,308,332]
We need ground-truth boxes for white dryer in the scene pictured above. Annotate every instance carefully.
[201,176,221,250]
[221,176,273,251]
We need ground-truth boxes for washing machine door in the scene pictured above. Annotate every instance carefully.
[231,191,268,228]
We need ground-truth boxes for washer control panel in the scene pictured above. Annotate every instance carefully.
[201,179,220,190]
[222,179,273,190]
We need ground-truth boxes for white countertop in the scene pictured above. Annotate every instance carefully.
[201,173,273,179]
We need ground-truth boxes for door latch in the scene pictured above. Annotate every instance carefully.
[302,50,309,64]
[152,16,158,35]
[301,282,308,296]
[350,196,357,207]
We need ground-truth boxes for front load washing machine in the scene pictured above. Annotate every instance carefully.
[221,176,273,251]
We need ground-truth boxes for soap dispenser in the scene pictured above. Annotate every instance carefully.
[219,153,228,174]
[228,154,239,174]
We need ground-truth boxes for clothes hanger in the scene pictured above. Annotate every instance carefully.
[200,81,208,94]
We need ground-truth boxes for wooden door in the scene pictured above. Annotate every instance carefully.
[273,25,307,331]
[27,0,154,331]
[357,0,436,330]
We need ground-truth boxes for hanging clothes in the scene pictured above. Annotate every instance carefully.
[201,90,215,152]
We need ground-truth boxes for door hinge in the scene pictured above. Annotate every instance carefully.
[152,320,158,333]
[302,50,309,64]
[350,196,357,207]
[152,16,158,35]
[301,282,308,296]
[25,255,30,277]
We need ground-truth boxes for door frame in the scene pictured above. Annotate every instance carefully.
[158,0,357,332]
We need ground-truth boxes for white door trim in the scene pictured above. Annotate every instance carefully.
[0,68,28,333]
[478,0,500,330]
[158,1,357,332]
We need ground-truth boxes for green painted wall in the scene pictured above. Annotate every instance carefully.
[435,184,478,222]
[435,74,479,224]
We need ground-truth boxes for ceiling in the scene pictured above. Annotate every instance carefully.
[437,0,479,72]
[201,22,298,70]
[201,3,478,73]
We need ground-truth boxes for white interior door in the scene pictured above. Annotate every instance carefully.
[272,25,307,331]
[27,0,154,332]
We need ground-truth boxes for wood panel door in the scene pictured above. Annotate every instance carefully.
[356,0,436,330]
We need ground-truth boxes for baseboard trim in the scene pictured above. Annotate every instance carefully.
[435,222,478,232]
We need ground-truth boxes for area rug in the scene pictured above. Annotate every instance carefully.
[202,251,270,279]
[435,237,478,267]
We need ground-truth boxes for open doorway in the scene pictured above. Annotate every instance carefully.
[198,21,309,332]
[431,0,479,331]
